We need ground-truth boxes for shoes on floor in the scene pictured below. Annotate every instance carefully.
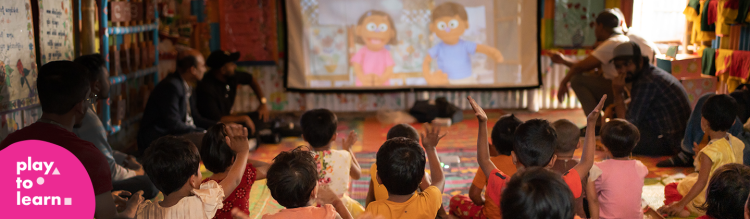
[656,154,694,167]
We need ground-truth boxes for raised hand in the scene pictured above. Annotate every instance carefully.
[316,184,341,206]
[225,124,250,153]
[421,125,446,150]
[467,96,487,122]
[342,130,357,151]
[587,95,607,125]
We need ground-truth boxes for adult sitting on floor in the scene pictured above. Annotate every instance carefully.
[194,50,269,136]
[609,42,691,156]
[138,49,207,154]
[73,54,159,199]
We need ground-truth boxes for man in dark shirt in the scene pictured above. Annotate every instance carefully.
[194,50,269,135]
[610,42,691,156]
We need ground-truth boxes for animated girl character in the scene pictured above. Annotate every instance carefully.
[351,10,397,87]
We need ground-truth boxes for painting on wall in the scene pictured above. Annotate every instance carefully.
[553,0,604,48]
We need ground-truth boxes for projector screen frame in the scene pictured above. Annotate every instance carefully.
[282,0,543,93]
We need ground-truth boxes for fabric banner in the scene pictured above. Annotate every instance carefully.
[38,0,74,64]
[0,0,39,114]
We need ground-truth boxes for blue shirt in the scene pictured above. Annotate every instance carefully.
[428,39,477,80]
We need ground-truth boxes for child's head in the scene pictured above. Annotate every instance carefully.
[501,167,574,219]
[142,136,202,196]
[513,119,558,168]
[430,2,469,44]
[355,10,397,51]
[600,119,640,158]
[300,109,338,148]
[701,94,739,132]
[491,114,522,156]
[551,119,580,155]
[267,146,319,208]
[386,123,420,142]
[376,137,425,195]
[698,163,750,219]
[200,123,235,173]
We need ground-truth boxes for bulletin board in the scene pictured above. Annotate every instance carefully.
[38,0,74,64]
[0,0,39,114]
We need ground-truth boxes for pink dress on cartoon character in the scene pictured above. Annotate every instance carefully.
[350,48,394,86]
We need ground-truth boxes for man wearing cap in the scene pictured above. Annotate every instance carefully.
[194,50,268,135]
[610,42,690,156]
[550,9,658,133]
[138,49,207,154]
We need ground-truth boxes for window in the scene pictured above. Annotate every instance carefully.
[629,0,687,43]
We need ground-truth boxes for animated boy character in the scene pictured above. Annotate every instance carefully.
[423,2,504,85]
[351,10,397,87]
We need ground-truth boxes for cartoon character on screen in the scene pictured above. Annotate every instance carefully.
[351,10,397,87]
[423,2,504,85]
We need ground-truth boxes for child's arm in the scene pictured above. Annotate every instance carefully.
[476,44,504,63]
[248,159,270,180]
[219,124,250,199]
[343,131,362,180]
[422,125,446,192]
[586,180,599,219]
[318,185,354,219]
[468,184,485,206]
[422,55,432,79]
[660,153,713,217]
[468,96,496,180]
[572,95,607,182]
[365,180,375,206]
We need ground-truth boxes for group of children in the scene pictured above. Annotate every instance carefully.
[132,94,750,219]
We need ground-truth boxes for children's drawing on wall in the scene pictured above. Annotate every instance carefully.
[350,10,396,87]
[423,2,503,85]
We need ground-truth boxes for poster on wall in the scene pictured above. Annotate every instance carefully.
[38,0,74,64]
[553,0,604,48]
[218,0,278,62]
[0,0,39,114]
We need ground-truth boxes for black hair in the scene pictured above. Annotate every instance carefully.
[600,119,640,158]
[702,94,739,132]
[513,119,557,167]
[142,136,201,196]
[267,146,319,208]
[551,119,580,154]
[300,109,338,148]
[37,61,91,115]
[200,123,236,174]
[491,114,522,156]
[697,163,750,219]
[176,55,198,72]
[386,123,420,142]
[501,167,575,219]
[376,137,425,195]
[73,53,106,82]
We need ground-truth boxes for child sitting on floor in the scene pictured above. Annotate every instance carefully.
[365,123,448,218]
[365,125,446,218]
[449,114,521,219]
[200,123,271,219]
[550,119,587,218]
[659,95,746,217]
[300,109,364,217]
[468,95,605,218]
[696,163,750,219]
[501,167,581,219]
[262,146,353,219]
[136,124,250,219]
[586,119,647,219]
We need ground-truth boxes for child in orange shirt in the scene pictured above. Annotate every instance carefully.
[449,114,521,218]
[364,126,446,218]
[468,95,605,218]
[550,119,587,217]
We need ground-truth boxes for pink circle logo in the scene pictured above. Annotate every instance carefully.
[0,140,95,218]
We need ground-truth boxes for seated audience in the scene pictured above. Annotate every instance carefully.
[609,42,691,156]
[449,114,521,218]
[659,95,745,217]
[261,147,353,219]
[73,54,159,199]
[200,123,271,219]
[586,119,647,219]
[365,126,445,218]
[300,109,365,216]
[550,119,587,217]
[138,49,208,154]
[468,95,605,218]
[501,167,580,219]
[695,163,750,219]
[0,61,143,219]
[136,125,249,219]
[195,50,269,134]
